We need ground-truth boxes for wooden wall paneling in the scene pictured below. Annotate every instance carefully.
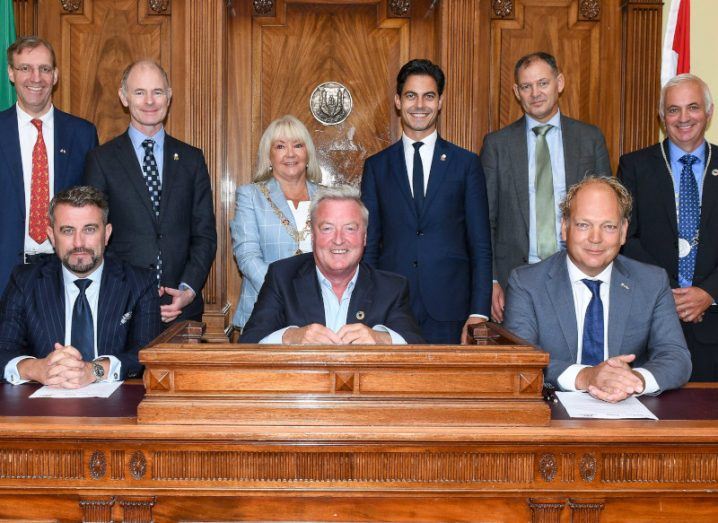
[12,0,37,36]
[620,0,662,156]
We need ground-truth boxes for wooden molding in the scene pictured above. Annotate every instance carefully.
[59,0,82,13]
[148,0,171,15]
[388,0,411,17]
[252,0,274,17]
[491,0,513,19]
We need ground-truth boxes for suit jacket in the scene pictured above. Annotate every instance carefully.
[84,131,217,320]
[230,178,319,328]
[504,251,691,391]
[480,114,610,287]
[360,136,492,321]
[240,253,425,344]
[0,255,161,380]
[618,140,718,343]
[0,105,98,296]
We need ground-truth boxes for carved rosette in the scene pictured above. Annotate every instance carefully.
[389,0,411,17]
[491,0,513,19]
[89,450,107,480]
[539,453,557,482]
[59,0,82,13]
[130,450,147,480]
[148,0,171,14]
[579,453,597,482]
[253,0,274,16]
[579,0,600,21]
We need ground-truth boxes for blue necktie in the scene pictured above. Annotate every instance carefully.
[71,279,94,361]
[412,142,425,214]
[581,279,603,366]
[678,154,700,286]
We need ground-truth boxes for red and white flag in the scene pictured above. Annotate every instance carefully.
[661,0,690,86]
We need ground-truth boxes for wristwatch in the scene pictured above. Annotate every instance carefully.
[91,361,105,382]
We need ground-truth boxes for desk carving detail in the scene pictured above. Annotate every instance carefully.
[89,450,107,479]
[0,448,82,479]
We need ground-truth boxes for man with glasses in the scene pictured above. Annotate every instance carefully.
[0,36,98,296]
[84,60,216,325]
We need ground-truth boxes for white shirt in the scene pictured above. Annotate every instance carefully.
[557,257,658,394]
[17,103,55,255]
[401,130,437,197]
[4,262,122,384]
[287,200,312,254]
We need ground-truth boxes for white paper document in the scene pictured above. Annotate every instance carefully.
[556,391,658,420]
[30,381,123,399]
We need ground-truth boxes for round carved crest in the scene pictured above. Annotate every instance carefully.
[60,0,82,13]
[538,453,557,482]
[253,0,274,15]
[389,0,411,17]
[130,450,147,480]
[148,0,170,13]
[579,453,597,481]
[580,0,600,20]
[310,82,353,126]
[491,0,513,18]
[89,450,107,480]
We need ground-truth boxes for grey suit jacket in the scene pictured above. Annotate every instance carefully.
[504,251,691,392]
[481,114,610,287]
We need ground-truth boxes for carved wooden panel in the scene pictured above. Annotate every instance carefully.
[0,448,83,479]
[602,452,718,483]
[12,0,38,36]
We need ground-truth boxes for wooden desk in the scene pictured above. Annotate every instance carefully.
[0,383,716,522]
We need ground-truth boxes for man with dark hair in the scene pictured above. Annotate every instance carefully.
[481,51,610,322]
[84,59,216,325]
[241,185,423,345]
[504,177,691,402]
[0,186,161,388]
[0,36,98,297]
[618,73,718,381]
[361,58,492,344]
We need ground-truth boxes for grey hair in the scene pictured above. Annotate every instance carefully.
[120,59,171,95]
[49,186,109,227]
[659,73,713,120]
[560,175,632,223]
[310,184,368,228]
[254,115,322,183]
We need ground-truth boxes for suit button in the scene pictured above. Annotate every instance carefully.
[416,230,423,236]
[157,234,163,240]
[412,261,418,268]
[522,257,528,263]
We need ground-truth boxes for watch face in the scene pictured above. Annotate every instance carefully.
[93,362,104,378]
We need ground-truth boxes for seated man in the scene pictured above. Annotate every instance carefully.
[0,186,161,388]
[240,185,424,345]
[504,176,691,402]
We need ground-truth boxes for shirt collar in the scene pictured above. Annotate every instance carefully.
[61,260,104,288]
[316,265,360,294]
[566,255,613,285]
[526,110,562,132]
[16,103,54,126]
[402,129,438,149]
[128,124,165,151]
[668,139,706,163]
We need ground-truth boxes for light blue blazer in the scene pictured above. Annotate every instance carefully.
[230,177,319,327]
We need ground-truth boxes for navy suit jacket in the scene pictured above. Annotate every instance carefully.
[504,251,692,392]
[0,255,162,380]
[360,137,492,321]
[240,253,425,344]
[84,131,217,321]
[0,105,98,296]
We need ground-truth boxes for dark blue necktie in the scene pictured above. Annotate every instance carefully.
[412,141,425,214]
[71,279,94,361]
[678,154,700,286]
[581,279,603,366]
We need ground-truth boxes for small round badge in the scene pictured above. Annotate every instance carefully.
[678,238,692,258]
[356,311,365,320]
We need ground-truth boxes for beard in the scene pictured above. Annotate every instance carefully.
[62,248,101,275]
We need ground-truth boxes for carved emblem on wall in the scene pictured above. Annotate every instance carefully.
[253,0,274,16]
[148,0,171,14]
[579,453,597,481]
[538,453,557,482]
[130,450,147,480]
[579,0,600,20]
[59,0,82,13]
[89,450,107,480]
[310,82,353,126]
[491,0,513,18]
[389,0,411,17]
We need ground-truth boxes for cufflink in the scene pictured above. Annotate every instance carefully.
[356,311,365,320]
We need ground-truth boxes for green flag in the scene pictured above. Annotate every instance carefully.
[0,0,16,111]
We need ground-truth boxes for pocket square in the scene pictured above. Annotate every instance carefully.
[120,312,133,325]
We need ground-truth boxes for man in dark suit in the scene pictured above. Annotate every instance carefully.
[0,36,98,297]
[618,74,718,381]
[84,60,216,324]
[0,186,161,387]
[504,177,691,402]
[361,59,492,344]
[241,185,424,345]
[481,52,610,322]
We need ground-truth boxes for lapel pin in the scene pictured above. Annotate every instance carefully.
[440,154,447,161]
[120,311,133,325]
[173,153,179,161]
[620,282,630,290]
[59,148,67,155]
[712,169,718,176]
[356,311,365,320]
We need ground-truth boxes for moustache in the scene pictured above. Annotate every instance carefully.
[69,248,95,255]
